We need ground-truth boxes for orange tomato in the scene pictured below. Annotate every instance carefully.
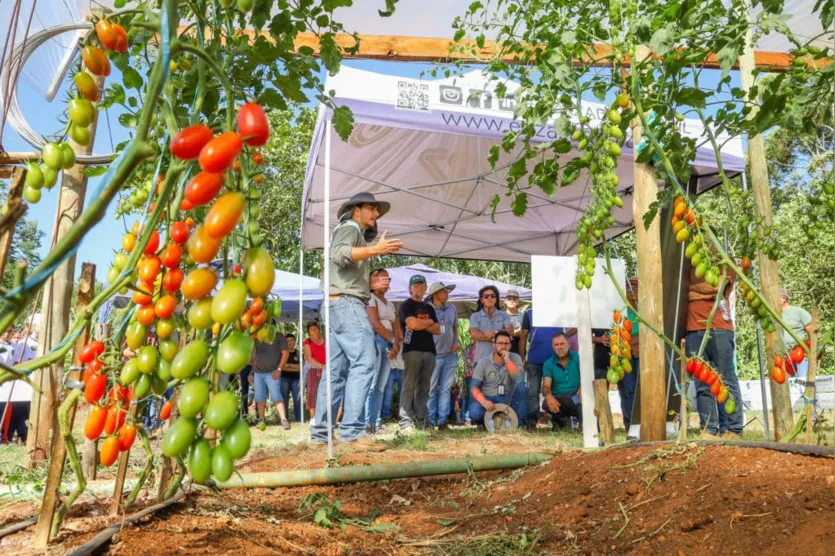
[122,233,137,253]
[180,198,194,212]
[159,400,172,421]
[84,405,108,440]
[673,202,687,218]
[155,294,177,319]
[251,151,263,165]
[185,217,195,230]
[137,305,157,326]
[131,221,141,236]
[232,160,242,173]
[163,267,184,293]
[105,404,126,435]
[95,20,118,50]
[187,224,222,264]
[619,328,630,342]
[144,229,160,256]
[253,173,264,184]
[205,192,245,239]
[613,310,621,322]
[81,46,110,76]
[117,423,137,451]
[132,285,153,306]
[112,23,128,53]
[181,267,218,300]
[138,255,162,283]
[252,310,267,327]
[160,243,183,268]
[623,319,633,333]
[100,436,120,466]
[185,171,224,207]
[250,298,263,315]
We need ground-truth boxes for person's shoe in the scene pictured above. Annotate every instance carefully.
[281,419,291,430]
[475,423,487,432]
[722,431,742,440]
[365,425,377,435]
[436,422,449,431]
[351,435,387,452]
[701,431,720,440]
[524,423,537,433]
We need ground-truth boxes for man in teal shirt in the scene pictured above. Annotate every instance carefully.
[541,331,583,430]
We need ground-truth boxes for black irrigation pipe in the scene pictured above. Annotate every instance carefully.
[69,489,186,556]
[617,439,834,458]
[0,515,37,539]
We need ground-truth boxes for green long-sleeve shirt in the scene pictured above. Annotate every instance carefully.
[329,219,370,301]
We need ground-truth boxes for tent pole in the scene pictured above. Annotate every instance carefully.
[323,117,334,459]
[298,213,306,441]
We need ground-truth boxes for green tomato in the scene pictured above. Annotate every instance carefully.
[188,297,214,329]
[162,417,198,457]
[23,185,41,204]
[607,369,620,384]
[607,141,622,156]
[675,112,685,122]
[244,248,275,297]
[106,266,120,284]
[571,130,583,141]
[59,142,76,169]
[24,162,44,189]
[120,358,140,385]
[211,279,248,325]
[137,345,159,374]
[157,358,172,381]
[69,123,91,146]
[724,398,736,415]
[609,126,624,141]
[159,338,179,362]
[126,321,148,351]
[113,252,128,269]
[583,275,592,288]
[42,142,63,170]
[68,98,93,127]
[217,331,254,375]
[152,374,168,395]
[271,298,283,318]
[211,444,235,482]
[221,418,251,460]
[607,109,622,125]
[179,377,210,418]
[170,339,210,380]
[218,0,235,7]
[691,253,702,266]
[134,373,153,399]
[204,391,238,430]
[237,0,254,14]
[189,439,213,483]
[695,262,707,279]
[575,279,584,291]
[40,165,58,189]
[685,243,698,259]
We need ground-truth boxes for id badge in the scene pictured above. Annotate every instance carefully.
[440,324,446,335]
[498,384,505,396]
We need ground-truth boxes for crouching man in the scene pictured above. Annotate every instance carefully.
[542,331,583,430]
[468,331,528,430]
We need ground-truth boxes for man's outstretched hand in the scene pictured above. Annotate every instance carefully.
[374,231,403,255]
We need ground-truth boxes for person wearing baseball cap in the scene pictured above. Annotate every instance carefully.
[310,192,403,451]
[425,282,459,430]
[397,274,441,432]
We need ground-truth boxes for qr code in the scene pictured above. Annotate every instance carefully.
[396,80,430,112]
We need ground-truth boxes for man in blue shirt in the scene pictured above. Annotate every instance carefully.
[468,331,528,430]
[542,331,583,430]
[520,309,576,430]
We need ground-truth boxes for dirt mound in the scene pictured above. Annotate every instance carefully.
[1,444,833,554]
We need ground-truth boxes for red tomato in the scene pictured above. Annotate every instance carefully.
[185,171,224,207]
[160,400,172,421]
[82,366,95,384]
[685,358,697,374]
[170,221,190,245]
[187,224,222,264]
[95,20,118,50]
[180,198,194,212]
[138,255,162,283]
[112,23,128,53]
[105,404,127,435]
[117,423,137,451]
[771,365,787,384]
[185,217,195,230]
[773,354,784,368]
[240,310,252,328]
[171,124,214,160]
[790,345,805,364]
[199,132,243,173]
[160,243,183,268]
[252,311,267,327]
[132,284,153,306]
[250,298,263,315]
[237,103,270,147]
[155,294,177,319]
[81,46,110,76]
[710,381,721,396]
[205,192,245,239]
[88,359,104,373]
[137,304,157,326]
[251,151,264,165]
[685,210,696,225]
[163,267,185,293]
[706,371,719,386]
[144,229,160,256]
[80,341,104,363]
[85,405,107,440]
[85,372,107,404]
[785,358,796,376]
[100,436,120,467]
[109,385,130,404]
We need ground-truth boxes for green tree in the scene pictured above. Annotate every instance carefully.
[1,182,45,326]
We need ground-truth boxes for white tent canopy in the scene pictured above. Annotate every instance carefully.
[301,67,745,262]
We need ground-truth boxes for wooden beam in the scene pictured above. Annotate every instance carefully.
[632,45,667,443]
[0,152,41,165]
[222,29,805,72]
[33,263,95,548]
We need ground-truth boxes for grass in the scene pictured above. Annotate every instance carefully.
[428,530,543,555]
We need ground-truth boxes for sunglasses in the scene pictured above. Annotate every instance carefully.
[482,294,496,299]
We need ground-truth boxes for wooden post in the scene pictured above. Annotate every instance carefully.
[32,263,96,547]
[632,45,666,442]
[0,167,26,277]
[110,403,138,515]
[575,285,599,448]
[82,323,109,480]
[737,0,793,440]
[26,71,105,468]
[678,339,687,443]
[804,309,820,445]
[592,379,615,445]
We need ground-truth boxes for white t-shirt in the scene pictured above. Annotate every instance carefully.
[368,293,396,331]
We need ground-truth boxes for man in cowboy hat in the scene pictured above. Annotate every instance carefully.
[425,282,460,430]
[310,192,403,451]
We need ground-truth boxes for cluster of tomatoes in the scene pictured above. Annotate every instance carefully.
[574,95,629,290]
[672,196,722,289]
[736,257,778,334]
[770,345,807,384]
[606,309,634,384]
[685,357,737,415]
[80,340,136,467]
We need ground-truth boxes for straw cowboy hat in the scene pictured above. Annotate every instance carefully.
[425,281,456,301]
[337,192,391,222]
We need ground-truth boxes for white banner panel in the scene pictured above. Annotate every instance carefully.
[532,255,627,329]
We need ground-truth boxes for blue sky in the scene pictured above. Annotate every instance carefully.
[4,57,739,281]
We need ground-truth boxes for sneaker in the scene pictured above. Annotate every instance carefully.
[281,419,291,430]
[351,435,387,452]
[701,431,720,440]
[722,431,742,440]
[436,422,449,431]
[365,425,377,435]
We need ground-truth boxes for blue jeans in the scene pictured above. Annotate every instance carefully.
[254,371,282,404]
[525,363,544,427]
[468,384,529,427]
[240,365,252,415]
[459,376,473,423]
[685,329,743,435]
[280,375,301,421]
[428,353,459,426]
[364,335,393,428]
[311,297,377,443]
[382,368,403,419]
[617,357,639,430]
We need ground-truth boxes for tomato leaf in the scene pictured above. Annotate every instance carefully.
[378,0,398,17]
[511,191,528,217]
[319,33,342,75]
[717,44,739,80]
[649,26,675,56]
[82,165,108,177]
[122,66,143,91]
[332,105,354,141]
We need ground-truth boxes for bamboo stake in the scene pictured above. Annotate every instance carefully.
[33,263,95,547]
[679,338,687,443]
[592,379,615,445]
[804,309,820,445]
